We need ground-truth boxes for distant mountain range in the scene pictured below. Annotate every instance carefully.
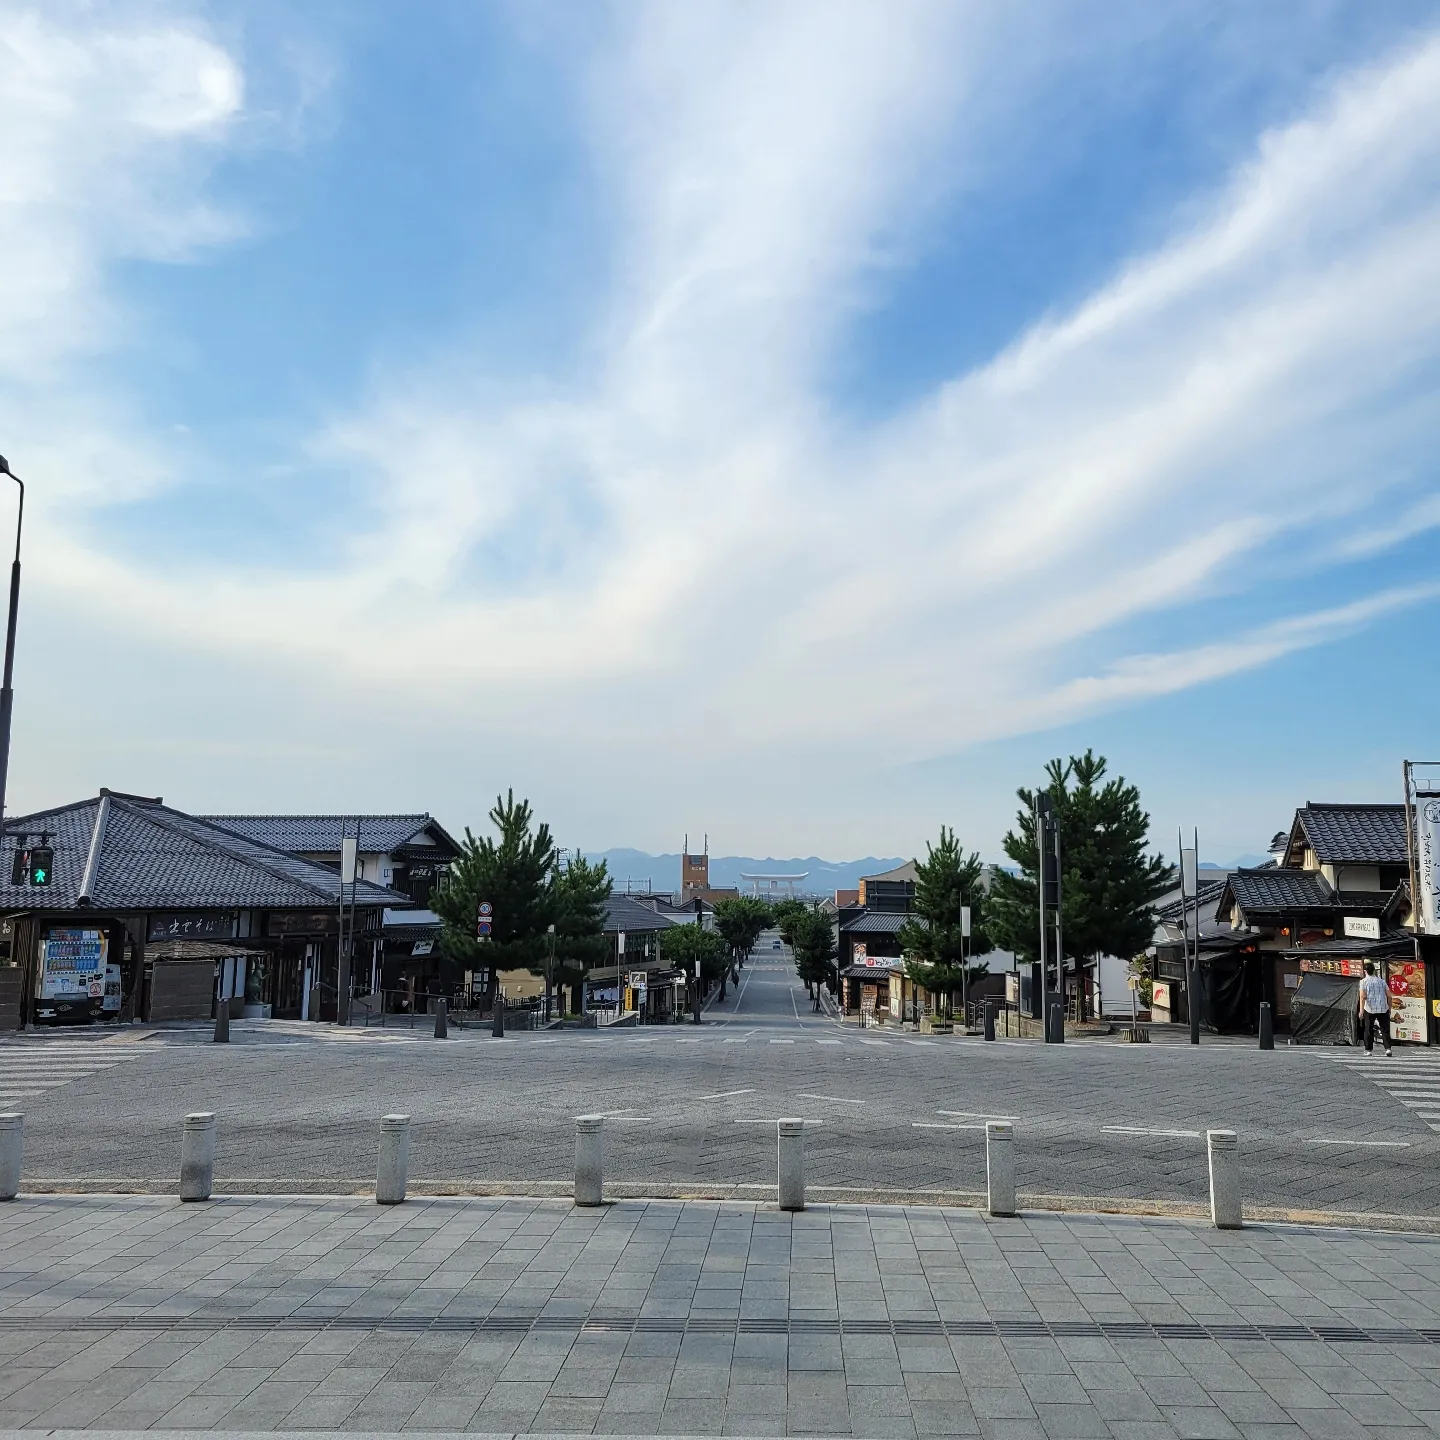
[582,850,907,896]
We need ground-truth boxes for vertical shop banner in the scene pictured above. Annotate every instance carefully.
[1418,794,1440,936]
[1388,960,1429,1044]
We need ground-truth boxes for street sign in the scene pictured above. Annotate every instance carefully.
[960,906,971,938]
[476,920,492,940]
[478,901,493,916]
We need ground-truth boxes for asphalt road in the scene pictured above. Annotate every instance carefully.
[4,947,1437,1217]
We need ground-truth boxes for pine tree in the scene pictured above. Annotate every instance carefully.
[433,790,556,1001]
[988,751,1172,1014]
[898,827,992,1018]
[548,855,613,1002]
[790,908,838,1009]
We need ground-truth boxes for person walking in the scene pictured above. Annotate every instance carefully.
[1358,961,1393,1057]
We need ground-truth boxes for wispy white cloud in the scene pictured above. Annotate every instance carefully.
[9,1,1440,793]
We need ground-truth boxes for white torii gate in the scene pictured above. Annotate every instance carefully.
[739,872,809,898]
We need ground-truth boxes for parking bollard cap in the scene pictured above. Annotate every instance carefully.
[0,1113,21,1126]
[381,1113,411,1127]
[1207,1128,1237,1146]
[576,1115,603,1129]
[986,1119,1014,1137]
[183,1112,215,1126]
[778,1117,804,1133]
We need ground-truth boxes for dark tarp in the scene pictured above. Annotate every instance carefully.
[1290,973,1358,1045]
[1204,954,1260,1033]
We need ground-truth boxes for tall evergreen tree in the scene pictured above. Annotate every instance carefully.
[711,896,773,997]
[433,790,556,1002]
[790,907,838,1009]
[547,855,613,1002]
[659,922,730,1001]
[898,828,992,1018]
[988,751,1172,1014]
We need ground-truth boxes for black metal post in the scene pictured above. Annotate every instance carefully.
[0,457,24,842]
[1051,803,1065,1043]
[693,959,702,1024]
[492,991,505,1038]
[1258,1001,1273,1050]
[1189,827,1201,1046]
[983,1000,995,1042]
[1036,795,1050,1042]
[213,1003,229,1044]
[434,997,448,1039]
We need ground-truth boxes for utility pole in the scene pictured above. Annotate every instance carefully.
[0,456,24,841]
[1035,793,1050,1041]
[1051,814,1065,1044]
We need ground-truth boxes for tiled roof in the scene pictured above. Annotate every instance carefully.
[1,793,401,913]
[1292,804,1408,865]
[202,813,461,859]
[842,911,910,934]
[604,895,680,934]
[1225,869,1334,913]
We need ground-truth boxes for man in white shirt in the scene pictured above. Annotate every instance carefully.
[1358,961,1392,1057]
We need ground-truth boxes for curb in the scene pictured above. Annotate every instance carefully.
[15,1180,1440,1232]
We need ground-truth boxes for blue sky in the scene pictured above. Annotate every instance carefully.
[2,0,1439,865]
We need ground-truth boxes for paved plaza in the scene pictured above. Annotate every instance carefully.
[2,1192,1440,1437]
[2,965,1437,1220]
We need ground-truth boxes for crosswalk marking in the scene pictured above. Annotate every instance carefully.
[0,1039,147,1105]
[1325,1055,1440,1133]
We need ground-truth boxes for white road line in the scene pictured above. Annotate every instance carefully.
[698,1089,755,1100]
[815,1039,841,1046]
[797,1094,865,1104]
[902,1040,937,1048]
[769,1039,795,1045]
[722,1038,748,1044]
[912,1121,985,1130]
[858,1040,889,1048]
[1304,1138,1412,1147]
[938,1110,1017,1121]
[1101,1125,1201,1138]
[733,1118,824,1124]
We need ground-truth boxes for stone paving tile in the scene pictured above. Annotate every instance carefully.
[2,1195,1440,1436]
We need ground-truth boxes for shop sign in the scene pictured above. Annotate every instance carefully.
[1342,916,1380,940]
[148,912,235,942]
[267,911,337,936]
[1388,959,1428,1044]
[1300,955,1365,977]
[1418,793,1440,936]
[411,940,433,957]
[1152,981,1171,1009]
[852,942,867,962]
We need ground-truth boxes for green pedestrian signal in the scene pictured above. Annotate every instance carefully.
[29,845,52,886]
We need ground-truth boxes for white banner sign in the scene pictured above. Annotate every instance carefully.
[1419,794,1440,937]
[1342,916,1380,940]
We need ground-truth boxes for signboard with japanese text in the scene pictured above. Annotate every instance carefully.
[148,912,236,943]
[1300,956,1365,977]
[1418,793,1440,936]
[1388,959,1428,1044]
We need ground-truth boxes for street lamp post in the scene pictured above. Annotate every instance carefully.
[0,456,24,841]
[545,923,555,1023]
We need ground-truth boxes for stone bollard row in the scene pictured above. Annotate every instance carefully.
[377,1114,411,1204]
[986,1120,1015,1217]
[1207,1129,1242,1228]
[0,1113,21,1201]
[179,1112,216,1201]
[777,1119,805,1211]
[575,1116,604,1205]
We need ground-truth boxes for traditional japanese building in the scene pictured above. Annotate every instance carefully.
[0,791,408,1029]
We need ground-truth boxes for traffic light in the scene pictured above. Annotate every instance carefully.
[29,845,53,887]
[10,847,28,885]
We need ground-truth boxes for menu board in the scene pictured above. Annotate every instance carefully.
[1388,960,1428,1044]
[1300,956,1364,977]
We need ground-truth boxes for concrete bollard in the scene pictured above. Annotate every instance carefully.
[777,1118,805,1211]
[574,1116,604,1206]
[214,1004,229,1044]
[983,1001,996,1042]
[1258,1002,1273,1051]
[376,1114,411,1204]
[0,1114,21,1201]
[434,998,448,1040]
[1207,1129,1242,1229]
[492,998,505,1038]
[986,1120,1016,1217]
[179,1112,216,1201]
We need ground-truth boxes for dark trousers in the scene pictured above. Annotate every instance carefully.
[1363,1011,1392,1052]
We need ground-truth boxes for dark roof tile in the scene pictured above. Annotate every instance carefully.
[1293,804,1408,865]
